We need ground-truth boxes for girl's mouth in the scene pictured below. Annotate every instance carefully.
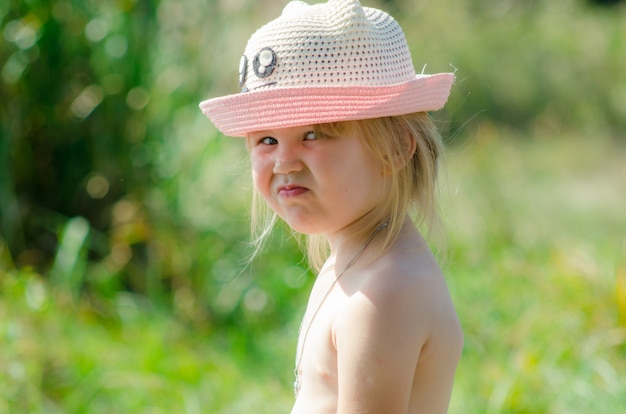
[277,185,309,198]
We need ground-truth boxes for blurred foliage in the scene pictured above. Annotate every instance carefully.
[1,0,625,411]
[444,132,626,413]
[399,0,626,139]
[2,134,625,412]
[0,0,625,328]
[0,0,624,347]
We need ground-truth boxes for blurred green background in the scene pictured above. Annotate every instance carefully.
[1,0,625,412]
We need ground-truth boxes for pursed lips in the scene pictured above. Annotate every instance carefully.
[276,184,309,198]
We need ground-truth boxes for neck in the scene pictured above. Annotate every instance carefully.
[323,218,391,275]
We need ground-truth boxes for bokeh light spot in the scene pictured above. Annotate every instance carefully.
[86,174,110,199]
[71,85,104,118]
[85,17,109,42]
[126,86,150,110]
[105,35,128,58]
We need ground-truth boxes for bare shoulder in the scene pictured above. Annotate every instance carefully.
[330,231,463,413]
[336,232,463,355]
[368,243,456,320]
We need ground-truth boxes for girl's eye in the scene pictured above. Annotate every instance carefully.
[304,131,317,141]
[260,137,278,145]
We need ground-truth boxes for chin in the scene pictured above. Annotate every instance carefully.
[285,224,319,235]
[280,217,323,235]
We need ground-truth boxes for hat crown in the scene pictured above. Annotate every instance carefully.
[239,0,416,92]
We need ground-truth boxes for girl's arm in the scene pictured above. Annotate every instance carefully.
[332,265,460,414]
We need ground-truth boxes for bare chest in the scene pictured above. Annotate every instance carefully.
[294,279,351,397]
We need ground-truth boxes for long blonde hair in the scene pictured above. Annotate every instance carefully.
[249,112,444,271]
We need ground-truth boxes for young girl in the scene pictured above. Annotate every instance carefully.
[199,0,463,412]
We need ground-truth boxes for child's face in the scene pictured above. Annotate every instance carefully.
[248,125,388,236]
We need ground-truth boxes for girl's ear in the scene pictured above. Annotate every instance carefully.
[402,131,418,163]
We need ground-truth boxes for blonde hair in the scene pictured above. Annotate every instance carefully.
[249,112,444,271]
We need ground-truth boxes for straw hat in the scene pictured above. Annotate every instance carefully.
[199,0,454,137]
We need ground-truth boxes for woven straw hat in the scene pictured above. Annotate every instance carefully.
[199,0,454,137]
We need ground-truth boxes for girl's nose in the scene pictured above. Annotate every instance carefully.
[273,151,304,174]
[273,146,304,174]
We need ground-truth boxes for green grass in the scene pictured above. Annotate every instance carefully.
[2,0,625,411]
[0,269,294,413]
[443,130,626,413]
[2,133,625,413]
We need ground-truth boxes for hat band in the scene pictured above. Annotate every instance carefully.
[200,73,454,137]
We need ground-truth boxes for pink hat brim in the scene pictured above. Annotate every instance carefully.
[199,73,454,137]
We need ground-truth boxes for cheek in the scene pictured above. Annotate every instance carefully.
[338,150,383,186]
[250,155,272,195]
